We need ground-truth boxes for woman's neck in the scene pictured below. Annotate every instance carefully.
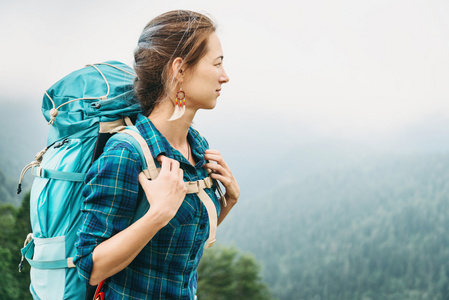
[148,100,196,149]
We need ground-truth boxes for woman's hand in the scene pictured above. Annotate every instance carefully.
[138,155,187,225]
[203,149,240,205]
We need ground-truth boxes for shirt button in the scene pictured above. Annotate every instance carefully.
[200,224,206,230]
[184,283,188,288]
[190,254,195,260]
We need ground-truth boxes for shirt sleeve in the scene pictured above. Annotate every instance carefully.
[74,139,142,284]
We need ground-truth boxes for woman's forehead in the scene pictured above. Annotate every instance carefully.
[205,32,223,59]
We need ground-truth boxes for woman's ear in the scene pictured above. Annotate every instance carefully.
[171,57,184,81]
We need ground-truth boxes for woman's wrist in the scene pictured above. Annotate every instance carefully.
[143,207,172,229]
[220,194,238,207]
[224,193,238,206]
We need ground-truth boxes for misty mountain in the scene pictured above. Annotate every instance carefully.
[0,101,47,205]
[0,168,22,206]
[218,146,449,300]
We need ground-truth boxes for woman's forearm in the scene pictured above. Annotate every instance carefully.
[89,209,167,285]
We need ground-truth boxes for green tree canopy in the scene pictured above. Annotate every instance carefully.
[197,245,275,300]
[0,192,32,300]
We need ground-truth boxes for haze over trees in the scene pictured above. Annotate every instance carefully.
[219,147,449,300]
[2,103,449,299]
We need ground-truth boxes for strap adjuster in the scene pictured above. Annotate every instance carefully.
[34,167,42,177]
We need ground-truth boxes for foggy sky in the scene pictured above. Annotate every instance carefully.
[1,0,449,143]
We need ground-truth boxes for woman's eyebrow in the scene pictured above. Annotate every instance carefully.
[214,55,224,61]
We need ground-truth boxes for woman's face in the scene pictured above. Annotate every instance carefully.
[182,32,229,110]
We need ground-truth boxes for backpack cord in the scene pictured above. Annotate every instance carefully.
[46,63,135,125]
[94,62,136,77]
[17,147,48,194]
[17,161,39,194]
[213,178,227,207]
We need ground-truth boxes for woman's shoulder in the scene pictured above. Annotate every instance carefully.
[84,134,144,187]
[99,134,144,166]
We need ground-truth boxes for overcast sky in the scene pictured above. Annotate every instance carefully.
[1,0,449,145]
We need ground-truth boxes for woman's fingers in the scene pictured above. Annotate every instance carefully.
[204,153,227,166]
[204,150,230,170]
[205,149,221,155]
[204,153,222,163]
[203,162,228,176]
[138,172,150,188]
[158,157,184,192]
[171,159,180,172]
[203,149,240,202]
[138,156,187,224]
[203,149,231,177]
[204,151,226,164]
[209,172,231,185]
[178,169,185,184]
[158,155,171,174]
[159,155,181,174]
[203,150,234,188]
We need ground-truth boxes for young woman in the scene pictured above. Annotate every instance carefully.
[74,10,240,299]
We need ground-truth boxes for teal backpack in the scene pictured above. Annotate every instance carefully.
[17,61,142,299]
[17,61,220,300]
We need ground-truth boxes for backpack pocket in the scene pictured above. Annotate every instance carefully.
[30,236,66,300]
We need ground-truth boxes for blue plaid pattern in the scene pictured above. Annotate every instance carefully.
[74,114,220,299]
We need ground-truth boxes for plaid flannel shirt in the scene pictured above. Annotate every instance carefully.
[74,114,220,299]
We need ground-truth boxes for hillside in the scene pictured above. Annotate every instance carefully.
[218,148,449,300]
[0,168,22,205]
[0,101,47,203]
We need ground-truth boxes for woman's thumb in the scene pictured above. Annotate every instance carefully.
[138,172,151,187]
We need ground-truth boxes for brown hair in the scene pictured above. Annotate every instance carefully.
[134,10,216,115]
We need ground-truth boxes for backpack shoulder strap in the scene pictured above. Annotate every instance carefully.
[111,125,159,180]
[112,125,218,248]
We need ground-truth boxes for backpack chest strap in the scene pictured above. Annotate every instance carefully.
[185,177,216,248]
[185,177,213,193]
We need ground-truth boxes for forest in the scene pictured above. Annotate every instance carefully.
[218,148,449,300]
[2,103,449,299]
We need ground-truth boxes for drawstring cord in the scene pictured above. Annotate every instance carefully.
[17,147,47,194]
[46,63,136,125]
[46,63,110,125]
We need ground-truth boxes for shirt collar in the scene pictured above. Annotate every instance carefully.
[135,113,208,167]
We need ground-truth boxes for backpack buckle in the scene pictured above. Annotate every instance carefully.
[34,167,43,178]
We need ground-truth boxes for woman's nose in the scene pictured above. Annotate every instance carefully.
[220,69,229,84]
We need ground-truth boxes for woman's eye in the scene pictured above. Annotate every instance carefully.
[215,63,222,68]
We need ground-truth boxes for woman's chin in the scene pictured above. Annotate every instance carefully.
[202,100,218,110]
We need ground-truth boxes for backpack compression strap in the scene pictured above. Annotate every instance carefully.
[19,236,76,271]
[118,128,218,248]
